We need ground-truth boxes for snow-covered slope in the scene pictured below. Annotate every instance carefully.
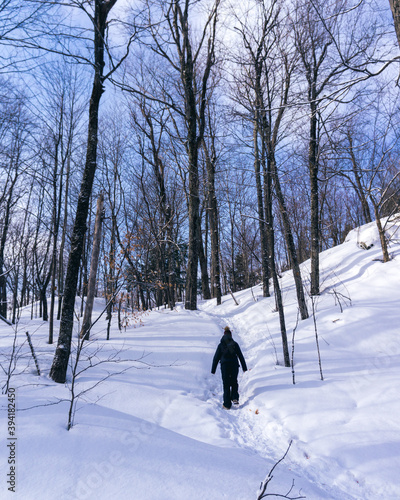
[1,219,400,499]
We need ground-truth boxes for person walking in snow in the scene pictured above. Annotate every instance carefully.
[211,326,247,409]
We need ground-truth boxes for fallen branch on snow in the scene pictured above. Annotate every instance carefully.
[256,440,306,499]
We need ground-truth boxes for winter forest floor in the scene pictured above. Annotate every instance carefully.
[1,220,400,500]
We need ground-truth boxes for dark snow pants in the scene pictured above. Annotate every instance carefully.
[221,362,239,409]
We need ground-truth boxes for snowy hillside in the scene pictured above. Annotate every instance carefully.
[1,219,400,500]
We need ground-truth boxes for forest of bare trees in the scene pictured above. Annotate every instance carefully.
[1,0,399,379]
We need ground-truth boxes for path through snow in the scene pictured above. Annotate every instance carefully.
[198,305,359,500]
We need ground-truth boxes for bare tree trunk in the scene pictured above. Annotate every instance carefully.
[57,154,71,320]
[309,100,320,296]
[49,226,58,341]
[106,213,117,340]
[80,193,104,340]
[373,205,390,262]
[33,187,53,323]
[269,152,309,319]
[49,136,61,344]
[184,72,201,310]
[263,155,290,367]
[168,1,220,310]
[198,218,211,300]
[11,275,18,324]
[347,133,372,224]
[253,119,270,298]
[80,200,92,309]
[50,0,118,384]
[228,203,237,292]
[166,207,176,309]
[203,135,222,305]
[209,197,222,305]
[0,173,19,319]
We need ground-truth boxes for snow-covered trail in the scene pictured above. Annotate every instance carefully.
[197,303,360,500]
[146,306,330,499]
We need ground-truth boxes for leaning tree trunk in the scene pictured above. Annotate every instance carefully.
[80,192,104,340]
[269,151,309,319]
[263,156,290,367]
[49,0,118,384]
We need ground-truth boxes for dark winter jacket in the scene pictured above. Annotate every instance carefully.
[211,333,247,374]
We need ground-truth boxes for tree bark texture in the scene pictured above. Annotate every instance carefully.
[309,100,320,296]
